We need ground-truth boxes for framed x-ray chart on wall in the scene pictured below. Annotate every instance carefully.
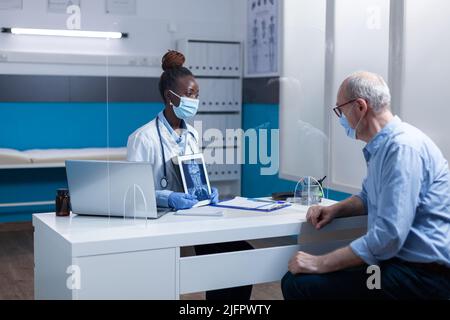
[246,0,281,77]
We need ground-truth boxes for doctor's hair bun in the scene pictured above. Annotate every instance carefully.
[158,50,193,103]
[162,50,186,71]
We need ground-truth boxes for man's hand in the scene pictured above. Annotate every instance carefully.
[288,247,365,275]
[306,205,337,229]
[288,251,325,275]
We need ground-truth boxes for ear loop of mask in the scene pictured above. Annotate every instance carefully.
[168,90,180,108]
[352,102,366,139]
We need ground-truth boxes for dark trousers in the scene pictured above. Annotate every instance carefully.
[281,258,450,300]
[194,241,253,300]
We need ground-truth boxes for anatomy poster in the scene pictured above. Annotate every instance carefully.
[246,0,279,77]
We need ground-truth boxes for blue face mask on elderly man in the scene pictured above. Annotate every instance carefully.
[339,115,357,139]
[339,102,365,140]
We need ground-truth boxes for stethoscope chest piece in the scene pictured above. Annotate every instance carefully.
[160,177,168,189]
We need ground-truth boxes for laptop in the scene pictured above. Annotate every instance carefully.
[65,160,171,219]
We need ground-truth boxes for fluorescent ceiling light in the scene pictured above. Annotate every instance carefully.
[1,27,127,39]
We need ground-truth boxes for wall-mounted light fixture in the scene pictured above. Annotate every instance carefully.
[1,27,128,39]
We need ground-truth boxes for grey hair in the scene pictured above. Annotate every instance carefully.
[344,71,391,113]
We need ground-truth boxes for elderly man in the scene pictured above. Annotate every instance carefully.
[281,71,450,299]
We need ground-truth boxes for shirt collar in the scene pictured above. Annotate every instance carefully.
[363,116,402,162]
[158,111,190,143]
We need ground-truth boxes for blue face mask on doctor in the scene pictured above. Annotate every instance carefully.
[169,90,199,120]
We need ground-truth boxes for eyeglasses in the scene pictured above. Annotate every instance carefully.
[332,99,358,118]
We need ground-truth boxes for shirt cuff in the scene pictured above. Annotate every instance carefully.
[156,190,173,208]
[350,237,379,266]
[354,193,368,212]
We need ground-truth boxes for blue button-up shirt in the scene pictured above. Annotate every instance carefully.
[350,116,450,267]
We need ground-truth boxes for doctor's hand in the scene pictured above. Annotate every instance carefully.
[306,205,336,230]
[168,192,198,210]
[209,187,219,204]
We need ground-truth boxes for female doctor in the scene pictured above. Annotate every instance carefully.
[127,50,253,300]
[126,50,218,210]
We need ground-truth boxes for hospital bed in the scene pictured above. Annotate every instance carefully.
[0,147,126,169]
[0,148,127,209]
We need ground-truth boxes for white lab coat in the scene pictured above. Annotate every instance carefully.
[126,116,200,207]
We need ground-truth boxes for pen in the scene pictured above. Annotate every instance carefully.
[248,198,286,204]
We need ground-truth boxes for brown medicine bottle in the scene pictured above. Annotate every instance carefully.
[55,189,71,217]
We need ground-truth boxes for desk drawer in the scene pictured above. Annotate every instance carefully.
[73,248,177,299]
[179,239,352,294]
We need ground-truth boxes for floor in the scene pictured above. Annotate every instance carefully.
[0,222,34,300]
[0,222,284,300]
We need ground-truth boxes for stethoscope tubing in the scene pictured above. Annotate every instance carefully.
[156,116,197,189]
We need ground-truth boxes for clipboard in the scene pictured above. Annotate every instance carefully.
[211,197,291,212]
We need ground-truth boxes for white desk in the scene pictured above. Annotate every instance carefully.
[33,199,367,300]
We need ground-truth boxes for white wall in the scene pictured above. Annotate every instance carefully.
[279,0,328,181]
[0,0,246,77]
[279,0,390,193]
[280,0,450,194]
[399,0,450,162]
[327,0,450,192]
[328,0,391,193]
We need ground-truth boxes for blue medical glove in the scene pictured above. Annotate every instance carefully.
[168,192,198,210]
[210,187,219,204]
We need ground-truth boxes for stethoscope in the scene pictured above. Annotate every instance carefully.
[156,117,197,189]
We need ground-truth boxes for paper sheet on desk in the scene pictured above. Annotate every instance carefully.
[217,197,267,209]
[174,206,224,217]
[213,197,291,212]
